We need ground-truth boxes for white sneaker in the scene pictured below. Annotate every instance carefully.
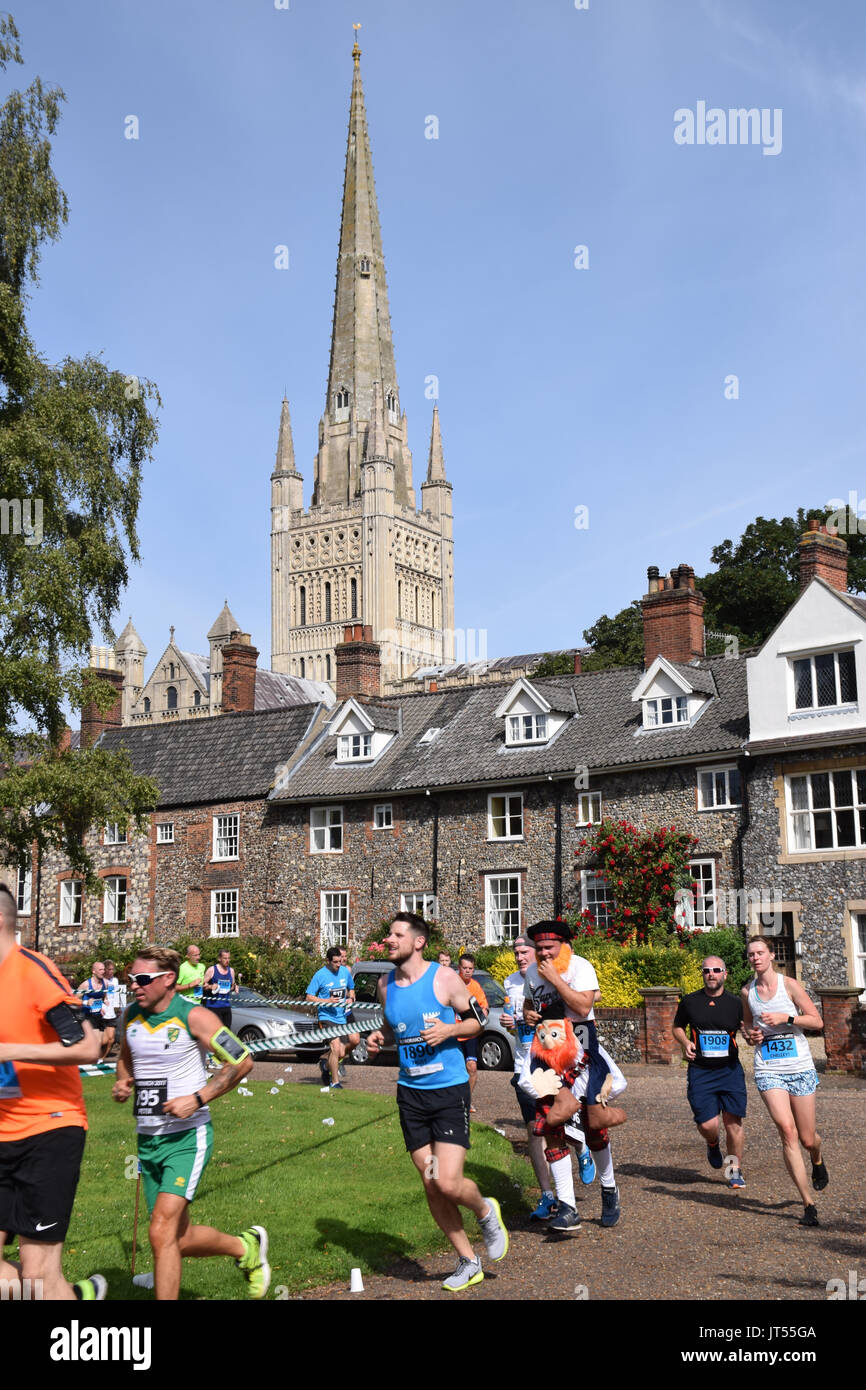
[478,1197,509,1262]
[441,1255,483,1291]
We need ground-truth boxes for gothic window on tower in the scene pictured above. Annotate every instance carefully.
[351,578,358,619]
[358,257,371,276]
[387,391,398,423]
[166,686,178,711]
[326,654,332,681]
[143,697,150,713]
[335,388,350,422]
[300,657,306,678]
[300,586,307,626]
[325,583,332,623]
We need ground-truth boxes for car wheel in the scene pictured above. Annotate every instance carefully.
[238,1025,264,1044]
[478,1033,510,1071]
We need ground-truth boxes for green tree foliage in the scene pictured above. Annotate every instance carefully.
[0,17,160,885]
[581,602,644,671]
[531,652,576,678]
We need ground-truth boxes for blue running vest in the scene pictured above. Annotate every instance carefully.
[385,962,468,1090]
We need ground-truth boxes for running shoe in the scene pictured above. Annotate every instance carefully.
[478,1196,509,1261]
[811,1158,829,1191]
[318,1057,330,1085]
[578,1147,596,1185]
[237,1226,271,1299]
[799,1204,819,1227]
[727,1169,746,1190]
[73,1274,107,1301]
[529,1193,558,1221]
[601,1184,621,1227]
[330,1082,344,1090]
[549,1203,582,1233]
[706,1143,724,1170]
[442,1255,483,1291]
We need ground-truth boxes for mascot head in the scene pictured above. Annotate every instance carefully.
[530,1013,581,1076]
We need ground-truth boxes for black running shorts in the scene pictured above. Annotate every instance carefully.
[397,1082,471,1153]
[0,1125,87,1243]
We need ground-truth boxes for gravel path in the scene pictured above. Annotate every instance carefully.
[251,1055,865,1302]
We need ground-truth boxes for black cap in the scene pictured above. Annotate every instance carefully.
[527,920,573,945]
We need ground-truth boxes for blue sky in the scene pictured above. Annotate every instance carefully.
[17,0,866,670]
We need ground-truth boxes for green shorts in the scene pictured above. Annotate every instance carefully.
[138,1122,213,1212]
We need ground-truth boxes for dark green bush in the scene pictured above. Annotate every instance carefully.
[685,926,749,991]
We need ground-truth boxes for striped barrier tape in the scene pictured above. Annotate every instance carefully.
[78,1009,386,1075]
[232,996,383,1012]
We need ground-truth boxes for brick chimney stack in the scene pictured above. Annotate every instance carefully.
[798,518,848,593]
[335,624,381,700]
[641,563,706,668]
[221,632,258,714]
[81,667,124,748]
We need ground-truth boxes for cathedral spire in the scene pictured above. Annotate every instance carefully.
[426,405,447,482]
[273,396,297,476]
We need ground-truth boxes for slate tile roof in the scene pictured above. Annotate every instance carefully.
[98,706,321,806]
[178,651,334,710]
[271,655,749,802]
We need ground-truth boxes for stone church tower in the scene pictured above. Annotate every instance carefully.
[270,38,454,690]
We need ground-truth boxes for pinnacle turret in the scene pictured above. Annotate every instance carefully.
[426,406,447,482]
[366,381,389,462]
[273,397,298,476]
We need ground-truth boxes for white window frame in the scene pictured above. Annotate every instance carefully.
[644,695,689,729]
[16,864,32,915]
[484,874,521,945]
[321,890,349,947]
[311,805,343,853]
[689,859,716,930]
[104,822,128,846]
[400,891,438,920]
[853,911,866,992]
[156,822,175,844]
[213,813,239,861]
[210,888,239,937]
[580,870,613,928]
[576,791,602,826]
[786,767,866,853]
[487,792,524,841]
[374,803,393,830]
[697,765,742,811]
[103,875,127,924]
[791,649,857,713]
[507,712,549,746]
[60,880,83,927]
[338,732,373,762]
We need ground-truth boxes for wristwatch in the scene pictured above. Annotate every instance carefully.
[787,1014,795,1026]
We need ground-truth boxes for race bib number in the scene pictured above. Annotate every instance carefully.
[760,1032,796,1062]
[517,1021,535,1044]
[134,1077,168,1118]
[329,987,348,1001]
[0,1061,22,1099]
[398,1036,443,1078]
[698,1030,730,1059]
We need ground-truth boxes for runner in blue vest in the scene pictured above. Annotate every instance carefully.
[76,962,108,1042]
[366,911,509,1292]
[203,950,236,1031]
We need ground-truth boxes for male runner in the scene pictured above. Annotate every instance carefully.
[673,956,746,1188]
[177,944,206,1002]
[455,954,488,1111]
[76,960,108,1047]
[0,884,106,1301]
[522,920,622,1229]
[306,946,359,1089]
[203,948,236,1029]
[366,912,508,1292]
[101,960,121,1060]
[500,936,557,1220]
[112,946,269,1300]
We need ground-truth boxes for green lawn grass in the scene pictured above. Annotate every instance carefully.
[36,1077,530,1300]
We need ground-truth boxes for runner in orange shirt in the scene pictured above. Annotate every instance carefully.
[0,885,106,1300]
[455,954,488,1112]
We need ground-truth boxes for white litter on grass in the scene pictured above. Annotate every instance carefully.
[132,1272,154,1289]
[269,1087,279,1095]
[276,1079,285,1086]
[350,1268,364,1293]
[494,1127,506,1136]
[322,1117,335,1127]
[283,1066,293,1073]
[319,1086,331,1094]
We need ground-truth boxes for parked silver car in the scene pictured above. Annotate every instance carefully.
[231,991,318,1053]
[349,962,514,1070]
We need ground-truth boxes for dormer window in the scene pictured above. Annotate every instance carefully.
[358,258,371,276]
[792,650,856,711]
[508,713,548,745]
[644,695,689,728]
[338,732,372,761]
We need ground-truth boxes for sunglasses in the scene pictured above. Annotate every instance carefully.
[128,970,172,987]
[702,967,724,974]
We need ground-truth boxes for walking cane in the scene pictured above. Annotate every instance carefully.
[131,1162,141,1277]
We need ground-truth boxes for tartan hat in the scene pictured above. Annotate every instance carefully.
[527,920,573,945]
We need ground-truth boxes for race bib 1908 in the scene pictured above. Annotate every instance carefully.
[698,1030,730,1059]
